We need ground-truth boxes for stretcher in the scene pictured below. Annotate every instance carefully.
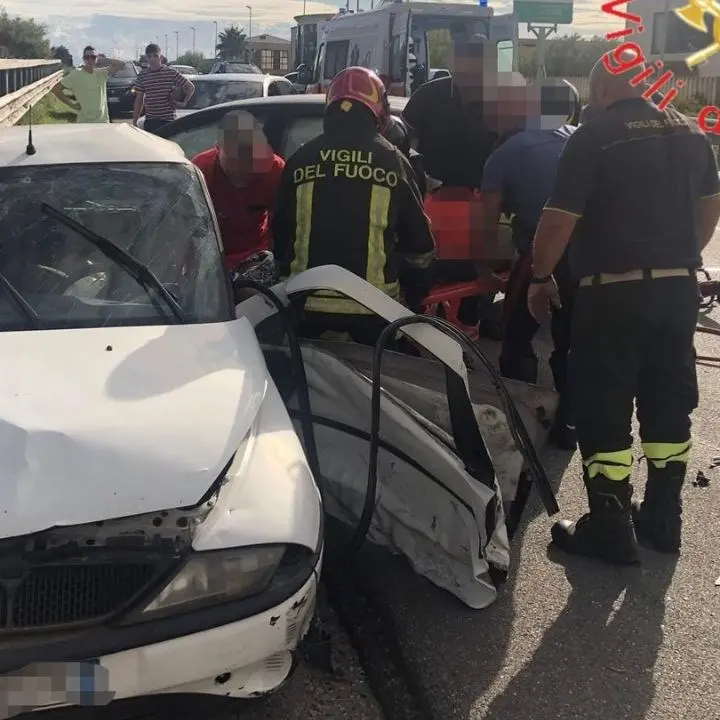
[420,187,514,340]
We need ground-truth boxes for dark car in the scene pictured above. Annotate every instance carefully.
[154,94,409,161]
[107,61,139,117]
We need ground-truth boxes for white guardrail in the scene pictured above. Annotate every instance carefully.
[0,59,64,127]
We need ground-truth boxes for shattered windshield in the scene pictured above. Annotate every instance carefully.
[0,162,233,331]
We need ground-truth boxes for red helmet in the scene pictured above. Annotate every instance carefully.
[326,66,390,129]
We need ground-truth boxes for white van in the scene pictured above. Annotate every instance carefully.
[302,1,517,96]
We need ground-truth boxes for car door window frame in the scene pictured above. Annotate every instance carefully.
[278,107,327,159]
[161,109,271,158]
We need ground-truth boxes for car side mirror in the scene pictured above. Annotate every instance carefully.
[297,65,312,85]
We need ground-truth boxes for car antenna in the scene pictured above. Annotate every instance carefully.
[25,104,36,156]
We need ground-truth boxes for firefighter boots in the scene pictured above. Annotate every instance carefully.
[631,461,685,553]
[551,473,640,565]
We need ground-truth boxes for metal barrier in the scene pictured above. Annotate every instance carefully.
[0,59,63,127]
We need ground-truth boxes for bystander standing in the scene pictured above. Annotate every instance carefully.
[52,46,125,123]
[132,43,195,134]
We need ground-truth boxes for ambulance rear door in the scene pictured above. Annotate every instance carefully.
[387,6,411,96]
[489,12,518,73]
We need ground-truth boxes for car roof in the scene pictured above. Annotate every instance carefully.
[172,93,408,115]
[187,73,271,82]
[0,124,188,167]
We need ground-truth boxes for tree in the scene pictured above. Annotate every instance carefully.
[428,29,452,68]
[216,24,247,61]
[0,7,52,59]
[175,51,205,69]
[52,44,73,66]
[520,35,619,78]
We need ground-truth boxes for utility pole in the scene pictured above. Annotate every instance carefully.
[246,5,253,38]
[174,31,179,61]
[191,26,196,54]
[213,20,218,58]
[164,33,168,58]
[659,0,671,62]
[527,22,557,83]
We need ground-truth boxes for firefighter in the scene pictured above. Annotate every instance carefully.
[271,66,436,346]
[382,115,428,197]
[528,53,720,564]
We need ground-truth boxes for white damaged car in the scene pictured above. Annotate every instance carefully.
[0,123,322,716]
[0,120,562,719]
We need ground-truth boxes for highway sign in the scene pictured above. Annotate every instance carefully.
[514,0,574,24]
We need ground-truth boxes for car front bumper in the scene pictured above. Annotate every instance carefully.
[99,568,318,699]
[0,568,318,718]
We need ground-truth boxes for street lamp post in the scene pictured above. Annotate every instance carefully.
[165,33,168,59]
[213,21,218,59]
[247,6,252,39]
[659,0,671,62]
[174,31,179,61]
[191,26,196,54]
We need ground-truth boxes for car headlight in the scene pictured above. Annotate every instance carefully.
[137,545,286,619]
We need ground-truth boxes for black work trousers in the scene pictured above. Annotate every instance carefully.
[500,248,575,397]
[570,275,699,477]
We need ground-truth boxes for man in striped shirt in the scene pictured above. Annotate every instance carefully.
[132,43,194,134]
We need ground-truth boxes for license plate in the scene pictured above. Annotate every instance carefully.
[0,661,115,720]
[108,97,119,103]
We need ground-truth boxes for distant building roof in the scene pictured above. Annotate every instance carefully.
[247,34,290,45]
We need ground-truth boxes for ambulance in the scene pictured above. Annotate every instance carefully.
[302,0,518,96]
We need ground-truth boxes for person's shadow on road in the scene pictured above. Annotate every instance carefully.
[481,550,678,720]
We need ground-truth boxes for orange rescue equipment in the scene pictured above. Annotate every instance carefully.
[423,188,489,261]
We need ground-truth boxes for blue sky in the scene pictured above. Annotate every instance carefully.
[4,0,620,61]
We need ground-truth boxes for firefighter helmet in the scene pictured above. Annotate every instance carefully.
[325,66,390,130]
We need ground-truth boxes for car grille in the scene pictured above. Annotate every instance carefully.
[0,561,159,631]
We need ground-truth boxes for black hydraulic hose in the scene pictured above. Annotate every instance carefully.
[339,313,558,566]
[232,280,323,507]
[236,282,557,570]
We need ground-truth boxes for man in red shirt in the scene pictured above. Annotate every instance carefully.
[192,110,285,270]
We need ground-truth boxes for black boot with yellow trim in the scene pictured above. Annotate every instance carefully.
[551,449,640,565]
[632,441,690,554]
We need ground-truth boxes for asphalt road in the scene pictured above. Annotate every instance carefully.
[339,230,720,720]
[236,234,720,720]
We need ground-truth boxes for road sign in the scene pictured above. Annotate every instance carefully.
[513,0,574,24]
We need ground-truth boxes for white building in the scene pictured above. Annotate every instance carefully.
[627,0,720,77]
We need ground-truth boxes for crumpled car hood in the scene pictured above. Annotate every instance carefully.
[0,319,267,540]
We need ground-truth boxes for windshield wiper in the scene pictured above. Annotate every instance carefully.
[0,270,41,328]
[41,202,186,323]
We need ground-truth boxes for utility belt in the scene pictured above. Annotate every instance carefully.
[579,268,693,288]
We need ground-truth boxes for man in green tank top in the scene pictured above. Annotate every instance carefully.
[52,46,125,123]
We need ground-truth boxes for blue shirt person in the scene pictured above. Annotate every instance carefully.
[480,124,579,450]
[480,125,577,252]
